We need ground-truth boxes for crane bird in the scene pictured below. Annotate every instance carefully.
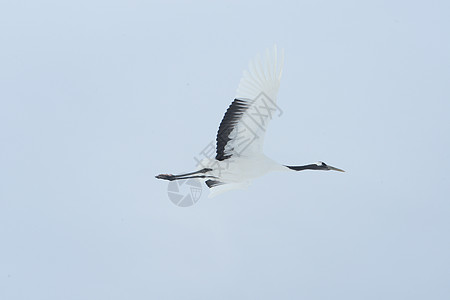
[156,46,344,198]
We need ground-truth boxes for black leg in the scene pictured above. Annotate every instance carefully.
[155,168,213,181]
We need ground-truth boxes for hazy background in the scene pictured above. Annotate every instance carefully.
[1,0,449,299]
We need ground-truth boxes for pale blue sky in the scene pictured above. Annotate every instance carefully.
[1,0,449,299]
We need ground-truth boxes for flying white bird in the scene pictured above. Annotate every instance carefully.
[156,45,344,198]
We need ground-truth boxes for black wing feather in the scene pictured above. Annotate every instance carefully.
[205,180,225,188]
[215,99,250,161]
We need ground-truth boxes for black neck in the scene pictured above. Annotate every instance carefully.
[285,164,323,171]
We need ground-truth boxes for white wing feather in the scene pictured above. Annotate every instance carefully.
[236,46,283,103]
[229,45,284,157]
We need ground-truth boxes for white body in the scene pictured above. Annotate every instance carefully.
[201,154,287,182]
[199,154,288,198]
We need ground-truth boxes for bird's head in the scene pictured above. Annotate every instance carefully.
[316,161,345,172]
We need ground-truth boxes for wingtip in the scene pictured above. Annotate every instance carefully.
[235,45,284,101]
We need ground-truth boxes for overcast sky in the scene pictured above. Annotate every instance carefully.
[1,0,449,299]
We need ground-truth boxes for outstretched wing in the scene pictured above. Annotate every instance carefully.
[215,45,284,161]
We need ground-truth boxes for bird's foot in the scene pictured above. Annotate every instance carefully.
[155,174,175,181]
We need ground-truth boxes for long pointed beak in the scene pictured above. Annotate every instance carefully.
[328,165,345,172]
